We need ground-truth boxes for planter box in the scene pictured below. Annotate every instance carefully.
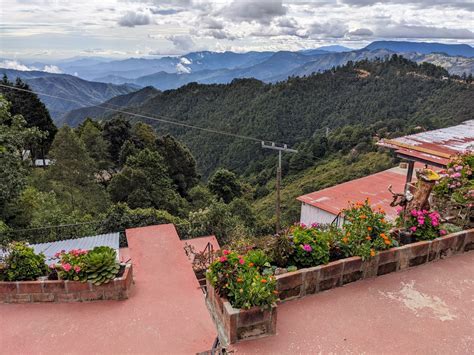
[0,263,133,304]
[206,280,277,345]
[276,228,473,302]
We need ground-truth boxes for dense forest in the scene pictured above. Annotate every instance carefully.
[1,55,473,244]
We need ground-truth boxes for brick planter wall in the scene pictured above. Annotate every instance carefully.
[0,263,133,303]
[206,280,277,346]
[277,229,473,302]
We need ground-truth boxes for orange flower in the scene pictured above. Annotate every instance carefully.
[248,262,254,267]
[342,237,349,244]
[237,278,243,282]
[346,232,351,237]
[273,290,279,295]
[367,227,372,231]
[380,233,387,239]
[360,214,367,219]
[381,218,386,223]
[384,240,391,245]
[261,279,267,283]
[370,249,376,257]
[365,236,371,241]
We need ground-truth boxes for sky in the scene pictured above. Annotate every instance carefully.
[1,0,473,61]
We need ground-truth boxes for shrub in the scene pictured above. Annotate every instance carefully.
[53,249,88,281]
[403,209,442,240]
[207,250,278,309]
[270,233,294,267]
[434,152,473,204]
[244,249,271,269]
[53,246,120,285]
[341,199,395,260]
[4,242,48,281]
[289,224,330,268]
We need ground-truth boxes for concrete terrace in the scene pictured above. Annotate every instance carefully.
[0,224,472,354]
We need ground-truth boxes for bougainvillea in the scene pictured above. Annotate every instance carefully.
[341,199,396,260]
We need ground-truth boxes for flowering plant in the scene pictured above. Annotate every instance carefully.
[289,224,330,267]
[207,249,278,309]
[341,199,395,260]
[403,209,444,240]
[434,152,474,205]
[52,249,88,281]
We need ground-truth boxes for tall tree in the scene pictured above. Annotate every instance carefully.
[46,126,109,215]
[156,134,199,197]
[208,168,242,203]
[102,117,131,164]
[0,76,57,158]
[0,95,43,223]
[108,149,186,215]
[78,119,111,170]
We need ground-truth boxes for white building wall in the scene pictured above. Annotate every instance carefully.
[300,203,343,227]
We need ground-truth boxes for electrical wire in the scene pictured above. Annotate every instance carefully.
[0,83,284,145]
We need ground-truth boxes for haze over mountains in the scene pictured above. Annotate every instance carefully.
[1,41,473,123]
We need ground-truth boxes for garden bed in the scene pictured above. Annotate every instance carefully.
[206,280,277,346]
[0,263,133,304]
[276,229,473,301]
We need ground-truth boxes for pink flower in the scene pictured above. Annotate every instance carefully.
[74,266,81,273]
[410,210,418,217]
[302,244,312,252]
[410,226,417,232]
[222,250,230,255]
[49,263,56,269]
[454,165,463,172]
[62,263,72,272]
[219,256,227,263]
[54,252,61,258]
[300,223,307,228]
[239,258,245,265]
[311,222,319,228]
[396,206,403,214]
[440,229,447,236]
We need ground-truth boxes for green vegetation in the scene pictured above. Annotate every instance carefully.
[1,56,473,247]
[2,242,48,281]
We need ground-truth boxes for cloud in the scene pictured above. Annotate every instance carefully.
[0,59,35,71]
[201,17,224,30]
[309,21,349,38]
[0,60,62,73]
[166,34,196,51]
[43,64,62,73]
[376,24,474,39]
[340,0,474,11]
[349,28,374,36]
[149,8,182,15]
[220,0,287,24]
[118,11,152,27]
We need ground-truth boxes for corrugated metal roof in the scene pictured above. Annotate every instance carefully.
[296,167,408,220]
[1,233,120,264]
[378,120,474,166]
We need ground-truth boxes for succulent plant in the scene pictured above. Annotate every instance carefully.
[83,246,120,285]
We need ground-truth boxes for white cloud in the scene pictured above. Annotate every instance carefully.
[220,0,288,24]
[166,34,196,51]
[118,11,152,27]
[0,59,36,71]
[43,64,62,73]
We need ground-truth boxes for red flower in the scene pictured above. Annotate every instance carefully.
[219,256,227,263]
[223,250,230,255]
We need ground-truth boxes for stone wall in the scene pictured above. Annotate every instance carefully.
[0,263,133,303]
[277,229,473,301]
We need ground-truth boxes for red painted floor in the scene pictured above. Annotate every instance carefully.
[231,252,474,354]
[0,224,217,354]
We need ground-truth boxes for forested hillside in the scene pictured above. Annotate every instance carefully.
[95,55,473,178]
[2,56,473,245]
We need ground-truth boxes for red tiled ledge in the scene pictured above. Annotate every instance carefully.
[276,229,474,302]
[206,280,277,346]
[0,263,133,303]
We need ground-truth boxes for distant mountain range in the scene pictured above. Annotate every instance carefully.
[0,69,139,119]
[1,41,473,123]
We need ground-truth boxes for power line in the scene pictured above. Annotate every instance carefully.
[0,83,287,145]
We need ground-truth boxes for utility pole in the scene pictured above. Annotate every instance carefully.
[261,142,298,234]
